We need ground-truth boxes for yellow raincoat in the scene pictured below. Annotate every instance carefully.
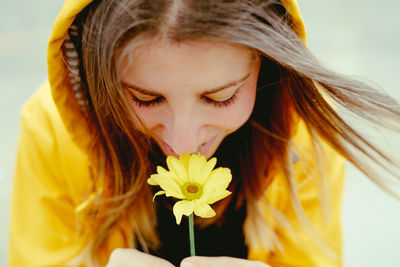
[9,0,345,266]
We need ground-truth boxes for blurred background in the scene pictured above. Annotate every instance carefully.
[1,0,399,266]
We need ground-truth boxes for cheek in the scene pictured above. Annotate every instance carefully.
[209,83,257,132]
[127,100,164,130]
[232,88,256,127]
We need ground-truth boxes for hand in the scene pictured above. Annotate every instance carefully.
[106,248,174,267]
[180,256,270,267]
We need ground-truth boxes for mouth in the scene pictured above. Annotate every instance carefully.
[191,143,206,154]
[160,141,179,157]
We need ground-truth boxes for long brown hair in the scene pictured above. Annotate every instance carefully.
[73,0,400,264]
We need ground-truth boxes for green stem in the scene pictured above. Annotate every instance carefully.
[188,213,196,256]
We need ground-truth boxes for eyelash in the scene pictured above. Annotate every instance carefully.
[127,92,164,108]
[127,90,239,108]
[201,94,238,107]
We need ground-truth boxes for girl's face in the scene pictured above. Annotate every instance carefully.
[120,38,260,159]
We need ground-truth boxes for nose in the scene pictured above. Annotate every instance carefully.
[162,108,204,156]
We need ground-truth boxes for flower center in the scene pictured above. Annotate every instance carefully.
[181,182,203,200]
[186,184,199,194]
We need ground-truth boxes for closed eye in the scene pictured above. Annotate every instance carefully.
[128,90,239,108]
[125,83,241,108]
[201,88,239,108]
[126,90,164,107]
[123,73,248,108]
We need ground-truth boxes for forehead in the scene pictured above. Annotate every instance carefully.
[119,38,256,93]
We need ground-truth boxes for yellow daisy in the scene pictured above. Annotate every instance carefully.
[147,154,232,224]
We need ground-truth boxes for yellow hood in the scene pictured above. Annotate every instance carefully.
[47,0,307,156]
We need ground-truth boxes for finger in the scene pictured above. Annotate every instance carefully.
[180,256,270,267]
[107,248,174,267]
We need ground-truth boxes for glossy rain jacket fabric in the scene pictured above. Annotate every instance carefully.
[9,0,345,266]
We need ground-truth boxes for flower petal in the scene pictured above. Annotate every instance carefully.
[188,154,206,182]
[157,166,169,175]
[179,154,191,170]
[194,201,216,218]
[173,200,195,224]
[198,186,214,203]
[148,168,171,185]
[149,173,185,199]
[167,156,188,183]
[197,157,217,185]
[206,189,232,204]
[147,176,158,186]
[203,167,232,193]
[152,191,166,202]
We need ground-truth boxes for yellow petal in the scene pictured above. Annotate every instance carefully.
[152,191,166,202]
[148,171,172,186]
[203,167,232,192]
[149,174,185,199]
[157,166,169,175]
[198,186,213,203]
[206,189,231,204]
[173,200,195,224]
[179,154,191,170]
[194,201,216,218]
[163,170,185,186]
[188,154,205,182]
[197,157,217,185]
[167,156,188,183]
[147,176,158,185]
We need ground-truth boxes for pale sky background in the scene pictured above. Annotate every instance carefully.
[1,0,400,266]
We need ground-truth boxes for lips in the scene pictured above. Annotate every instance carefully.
[161,140,179,157]
[196,136,216,156]
[191,142,206,154]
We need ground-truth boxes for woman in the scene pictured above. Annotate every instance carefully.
[9,0,400,266]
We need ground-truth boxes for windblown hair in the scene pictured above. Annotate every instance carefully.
[73,0,400,265]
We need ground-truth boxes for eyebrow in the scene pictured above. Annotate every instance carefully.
[122,73,250,96]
